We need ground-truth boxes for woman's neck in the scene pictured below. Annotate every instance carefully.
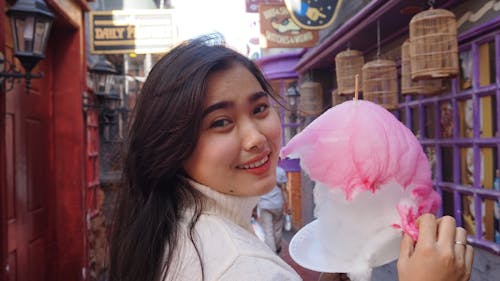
[187,179,259,232]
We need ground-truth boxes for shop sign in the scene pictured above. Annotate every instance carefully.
[284,0,343,30]
[259,4,318,48]
[89,10,176,54]
[246,0,284,13]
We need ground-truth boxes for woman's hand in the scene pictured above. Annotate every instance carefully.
[397,214,474,281]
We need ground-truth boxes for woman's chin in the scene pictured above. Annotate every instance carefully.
[256,181,276,196]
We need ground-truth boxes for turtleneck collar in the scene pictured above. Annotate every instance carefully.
[187,179,259,233]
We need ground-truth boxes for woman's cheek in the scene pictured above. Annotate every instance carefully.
[271,113,283,141]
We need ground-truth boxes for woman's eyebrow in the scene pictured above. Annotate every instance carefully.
[201,101,232,118]
[201,91,267,118]
[249,91,268,103]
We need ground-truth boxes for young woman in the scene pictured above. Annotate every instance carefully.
[109,34,473,281]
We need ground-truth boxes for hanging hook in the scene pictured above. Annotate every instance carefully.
[428,0,435,8]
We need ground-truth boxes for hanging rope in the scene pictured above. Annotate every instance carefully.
[428,0,435,8]
[377,20,381,58]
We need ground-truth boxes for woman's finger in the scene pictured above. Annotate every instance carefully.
[463,244,474,281]
[400,232,415,258]
[453,227,467,263]
[436,216,456,249]
[416,213,438,247]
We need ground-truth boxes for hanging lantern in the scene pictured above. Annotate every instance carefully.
[409,8,458,80]
[299,81,323,116]
[335,49,364,96]
[362,59,398,110]
[401,39,444,95]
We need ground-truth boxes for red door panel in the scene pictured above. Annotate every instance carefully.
[5,47,52,281]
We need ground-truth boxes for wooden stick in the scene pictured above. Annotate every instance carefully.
[354,74,359,101]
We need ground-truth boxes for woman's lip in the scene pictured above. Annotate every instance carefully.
[239,152,270,166]
[240,156,272,175]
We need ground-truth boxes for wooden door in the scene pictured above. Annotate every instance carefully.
[3,32,53,281]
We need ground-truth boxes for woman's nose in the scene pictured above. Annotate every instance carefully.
[241,122,266,152]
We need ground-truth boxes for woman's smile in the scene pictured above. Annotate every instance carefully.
[237,153,271,175]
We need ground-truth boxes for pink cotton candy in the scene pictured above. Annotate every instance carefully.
[281,99,441,239]
[286,100,441,281]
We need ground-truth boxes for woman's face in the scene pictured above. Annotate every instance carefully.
[183,63,282,196]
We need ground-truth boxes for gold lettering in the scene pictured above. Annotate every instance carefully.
[94,27,127,40]
[127,25,135,39]
[95,28,105,39]
[263,7,289,20]
[265,31,313,45]
[115,28,126,39]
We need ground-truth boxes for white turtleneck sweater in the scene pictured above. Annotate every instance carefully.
[162,180,302,281]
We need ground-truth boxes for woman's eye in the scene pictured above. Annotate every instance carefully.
[210,119,231,128]
[253,104,269,115]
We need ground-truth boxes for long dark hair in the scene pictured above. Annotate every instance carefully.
[109,34,274,281]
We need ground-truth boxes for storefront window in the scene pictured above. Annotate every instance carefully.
[399,108,406,126]
[463,194,500,243]
[484,198,500,244]
[461,194,477,236]
[425,146,437,179]
[441,146,454,182]
[440,101,454,138]
[458,98,474,138]
[424,103,436,138]
[480,147,497,189]
[441,189,455,217]
[397,25,500,253]
[411,107,420,137]
[479,40,496,87]
[460,147,474,186]
[459,49,473,90]
[480,95,497,138]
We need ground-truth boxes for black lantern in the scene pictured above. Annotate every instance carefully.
[285,84,300,139]
[103,91,121,113]
[0,0,54,91]
[100,89,122,142]
[286,85,300,110]
[89,58,118,95]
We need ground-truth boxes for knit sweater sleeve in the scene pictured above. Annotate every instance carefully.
[219,255,302,281]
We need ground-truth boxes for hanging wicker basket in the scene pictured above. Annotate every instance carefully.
[299,81,323,116]
[335,49,364,96]
[409,8,458,80]
[362,59,398,110]
[401,39,445,95]
[331,89,351,106]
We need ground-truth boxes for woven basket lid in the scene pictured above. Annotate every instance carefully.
[335,49,363,59]
[410,8,455,24]
[362,59,396,69]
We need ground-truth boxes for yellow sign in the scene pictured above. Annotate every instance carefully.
[259,4,318,48]
[89,10,177,54]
